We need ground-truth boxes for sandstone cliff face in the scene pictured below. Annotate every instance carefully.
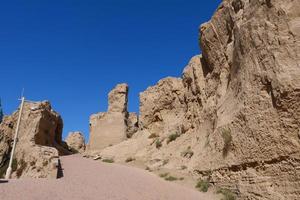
[65,131,86,153]
[0,101,70,178]
[139,77,186,138]
[88,84,138,153]
[96,0,300,199]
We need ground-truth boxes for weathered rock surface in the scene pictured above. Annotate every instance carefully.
[126,112,139,138]
[88,84,139,153]
[89,112,128,152]
[108,83,128,113]
[95,0,300,199]
[65,131,86,153]
[139,77,186,138]
[0,101,70,178]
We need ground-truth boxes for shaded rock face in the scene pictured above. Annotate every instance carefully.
[126,113,139,138]
[65,131,86,153]
[88,84,138,153]
[0,101,70,178]
[97,0,300,199]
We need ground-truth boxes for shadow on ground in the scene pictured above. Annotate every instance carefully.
[57,159,64,179]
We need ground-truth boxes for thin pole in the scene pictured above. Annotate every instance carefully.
[5,97,25,180]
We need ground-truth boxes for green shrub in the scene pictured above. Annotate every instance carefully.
[165,176,178,181]
[12,158,18,172]
[195,179,209,192]
[159,172,169,178]
[159,173,180,181]
[222,128,232,157]
[102,158,114,163]
[148,133,158,139]
[155,139,162,149]
[167,133,180,144]
[217,188,236,200]
[125,157,135,163]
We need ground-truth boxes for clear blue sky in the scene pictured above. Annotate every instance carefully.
[0,0,221,141]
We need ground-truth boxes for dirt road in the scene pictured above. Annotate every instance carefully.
[0,155,217,200]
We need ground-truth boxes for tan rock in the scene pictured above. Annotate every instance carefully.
[126,112,138,138]
[139,77,186,137]
[89,112,127,151]
[0,101,70,178]
[88,83,138,153]
[92,0,300,199]
[65,131,86,153]
[108,83,128,113]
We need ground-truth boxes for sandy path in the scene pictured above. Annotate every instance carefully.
[0,155,216,200]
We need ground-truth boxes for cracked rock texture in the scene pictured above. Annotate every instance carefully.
[65,131,86,153]
[94,0,300,199]
[0,101,70,178]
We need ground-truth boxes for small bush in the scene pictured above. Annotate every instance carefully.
[167,133,180,144]
[102,158,114,163]
[165,176,178,181]
[125,157,135,163]
[148,133,158,139]
[181,146,194,158]
[145,166,151,171]
[222,128,232,157]
[195,179,209,192]
[179,177,184,180]
[217,188,236,200]
[159,172,169,178]
[16,159,27,177]
[155,139,162,149]
[159,173,180,181]
[180,165,187,170]
[12,158,18,172]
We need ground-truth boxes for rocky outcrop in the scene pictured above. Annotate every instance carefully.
[108,83,129,113]
[65,131,86,153]
[94,0,300,199]
[88,84,138,153]
[126,113,139,138]
[0,101,70,178]
[139,77,185,137]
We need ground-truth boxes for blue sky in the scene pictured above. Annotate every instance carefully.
[0,0,221,141]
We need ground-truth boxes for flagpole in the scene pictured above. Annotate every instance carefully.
[5,96,25,180]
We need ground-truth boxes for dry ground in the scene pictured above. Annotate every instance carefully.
[0,154,218,200]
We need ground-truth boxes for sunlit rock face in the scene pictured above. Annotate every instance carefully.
[88,83,139,153]
[0,101,70,178]
[93,0,300,199]
[65,131,86,153]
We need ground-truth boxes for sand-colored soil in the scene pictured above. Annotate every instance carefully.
[0,155,217,200]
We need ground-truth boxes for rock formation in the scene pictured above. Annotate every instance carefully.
[126,112,139,138]
[93,0,300,199]
[139,77,186,137]
[88,84,138,153]
[0,101,70,178]
[65,131,86,153]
